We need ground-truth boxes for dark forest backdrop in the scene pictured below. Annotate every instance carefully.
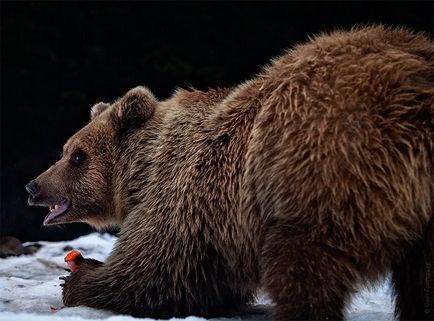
[1,1,433,242]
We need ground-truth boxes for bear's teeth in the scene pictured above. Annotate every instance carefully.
[54,205,59,210]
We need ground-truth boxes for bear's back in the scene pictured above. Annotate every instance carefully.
[242,25,433,256]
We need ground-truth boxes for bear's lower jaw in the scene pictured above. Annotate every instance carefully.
[43,199,70,226]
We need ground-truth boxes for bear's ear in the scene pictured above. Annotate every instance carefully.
[90,102,110,120]
[111,86,156,133]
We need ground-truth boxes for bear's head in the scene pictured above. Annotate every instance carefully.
[26,86,156,229]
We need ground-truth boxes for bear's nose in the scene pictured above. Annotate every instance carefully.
[25,180,40,197]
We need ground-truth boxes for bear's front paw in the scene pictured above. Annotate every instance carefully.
[61,251,104,307]
[60,268,86,307]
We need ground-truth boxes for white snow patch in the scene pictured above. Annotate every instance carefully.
[0,233,394,321]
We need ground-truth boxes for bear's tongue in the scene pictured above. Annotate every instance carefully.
[43,200,70,225]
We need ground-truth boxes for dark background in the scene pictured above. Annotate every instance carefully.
[1,1,433,242]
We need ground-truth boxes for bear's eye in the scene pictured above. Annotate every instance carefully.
[70,151,86,166]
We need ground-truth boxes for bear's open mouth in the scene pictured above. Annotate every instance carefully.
[44,198,70,226]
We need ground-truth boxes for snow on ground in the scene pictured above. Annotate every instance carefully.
[0,233,394,321]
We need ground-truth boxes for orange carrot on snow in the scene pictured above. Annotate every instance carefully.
[64,250,83,272]
[50,305,64,311]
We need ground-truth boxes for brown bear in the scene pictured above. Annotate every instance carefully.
[26,25,433,320]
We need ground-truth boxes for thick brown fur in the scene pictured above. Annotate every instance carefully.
[28,26,433,320]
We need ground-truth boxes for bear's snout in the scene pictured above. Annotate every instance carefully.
[25,180,40,200]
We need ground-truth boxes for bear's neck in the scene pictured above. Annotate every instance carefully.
[112,111,164,224]
[115,84,264,228]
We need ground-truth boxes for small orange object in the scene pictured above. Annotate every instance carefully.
[50,305,64,311]
[64,250,82,271]
[65,250,81,263]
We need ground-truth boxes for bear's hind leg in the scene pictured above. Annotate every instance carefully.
[392,217,433,321]
[261,223,358,321]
